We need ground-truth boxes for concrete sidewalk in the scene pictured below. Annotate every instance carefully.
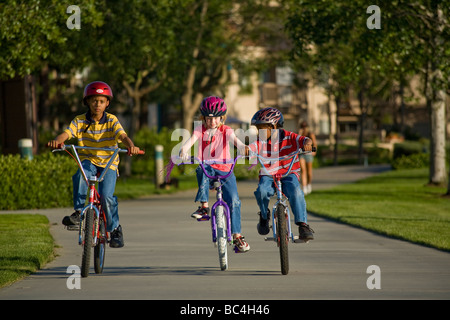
[1,164,450,300]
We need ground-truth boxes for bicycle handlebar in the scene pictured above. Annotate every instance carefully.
[51,144,144,184]
[248,147,316,179]
[51,144,145,155]
[168,155,243,181]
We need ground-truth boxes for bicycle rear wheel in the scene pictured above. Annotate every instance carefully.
[215,205,228,271]
[94,218,106,274]
[81,208,94,277]
[276,204,289,275]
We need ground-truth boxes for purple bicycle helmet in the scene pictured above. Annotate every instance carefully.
[251,107,284,128]
[200,96,227,117]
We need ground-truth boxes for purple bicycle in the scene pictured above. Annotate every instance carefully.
[166,155,242,271]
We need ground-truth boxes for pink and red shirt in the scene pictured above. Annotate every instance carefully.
[193,124,235,172]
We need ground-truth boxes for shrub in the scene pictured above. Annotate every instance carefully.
[0,153,74,210]
[126,127,185,177]
[392,153,429,169]
[393,140,428,159]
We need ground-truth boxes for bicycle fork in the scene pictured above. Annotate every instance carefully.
[79,178,100,246]
[265,180,294,244]
[210,180,232,244]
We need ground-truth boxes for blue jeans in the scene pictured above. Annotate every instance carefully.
[195,165,242,234]
[254,174,307,225]
[73,160,119,232]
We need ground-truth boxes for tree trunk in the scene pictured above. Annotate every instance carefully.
[428,81,447,185]
[358,89,366,165]
[427,5,447,186]
[333,95,340,166]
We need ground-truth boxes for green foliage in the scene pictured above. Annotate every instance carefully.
[393,141,428,159]
[126,127,184,177]
[0,0,105,79]
[392,153,429,170]
[0,153,74,210]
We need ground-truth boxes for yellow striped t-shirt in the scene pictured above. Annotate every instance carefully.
[64,111,126,171]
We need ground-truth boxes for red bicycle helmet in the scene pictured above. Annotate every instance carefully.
[83,81,113,106]
[251,107,284,128]
[200,96,227,117]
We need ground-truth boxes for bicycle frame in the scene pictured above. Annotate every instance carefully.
[53,145,129,245]
[169,156,241,243]
[53,144,143,277]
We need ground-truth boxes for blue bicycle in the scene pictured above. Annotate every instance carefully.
[166,155,242,271]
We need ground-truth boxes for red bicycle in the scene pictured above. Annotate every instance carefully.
[52,144,144,277]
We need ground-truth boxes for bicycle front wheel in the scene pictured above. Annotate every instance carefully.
[215,205,228,271]
[94,218,106,274]
[81,208,94,277]
[276,204,289,275]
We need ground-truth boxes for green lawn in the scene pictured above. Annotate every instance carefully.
[306,168,450,252]
[0,214,55,288]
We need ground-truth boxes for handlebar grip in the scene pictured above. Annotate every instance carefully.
[301,146,316,152]
[138,150,145,155]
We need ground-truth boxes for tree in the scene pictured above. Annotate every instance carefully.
[0,0,104,80]
[286,0,449,185]
[84,0,179,139]
[171,0,281,130]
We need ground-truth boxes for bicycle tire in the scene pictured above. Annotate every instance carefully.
[81,208,94,277]
[276,204,289,275]
[94,219,106,274]
[215,205,228,271]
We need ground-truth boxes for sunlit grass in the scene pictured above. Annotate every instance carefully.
[306,168,450,251]
[0,214,55,288]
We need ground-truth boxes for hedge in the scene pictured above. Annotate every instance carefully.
[0,153,74,210]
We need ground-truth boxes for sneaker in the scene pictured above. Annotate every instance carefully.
[257,210,270,235]
[62,211,80,229]
[191,206,210,219]
[110,225,124,248]
[298,223,314,241]
[233,235,250,253]
[303,185,309,195]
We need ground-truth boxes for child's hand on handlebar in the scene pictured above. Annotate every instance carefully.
[47,140,63,149]
[303,142,313,152]
[179,152,191,162]
[127,146,142,156]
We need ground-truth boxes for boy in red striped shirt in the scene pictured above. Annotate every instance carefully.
[247,107,314,241]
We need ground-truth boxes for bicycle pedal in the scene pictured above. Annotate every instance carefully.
[233,246,247,253]
[293,236,309,243]
[66,225,79,231]
[264,237,276,242]
[197,216,210,221]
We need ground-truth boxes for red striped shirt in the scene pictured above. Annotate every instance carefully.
[249,129,306,179]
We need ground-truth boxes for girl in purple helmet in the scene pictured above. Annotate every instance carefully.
[179,96,250,253]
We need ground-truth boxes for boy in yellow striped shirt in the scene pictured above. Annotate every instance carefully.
[47,81,141,248]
